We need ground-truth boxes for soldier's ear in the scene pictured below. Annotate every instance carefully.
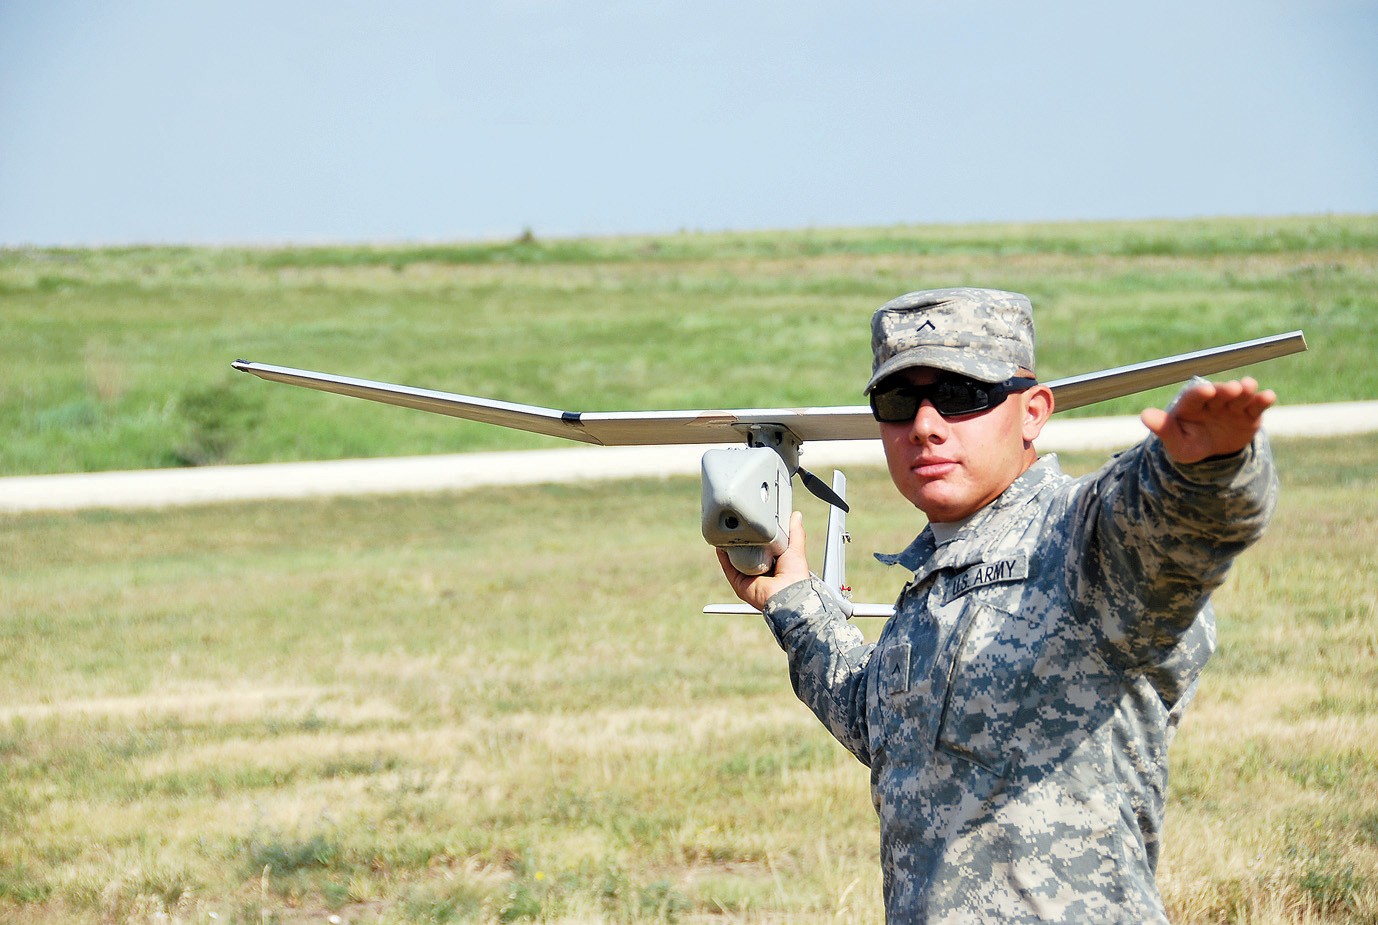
[1021,384,1054,444]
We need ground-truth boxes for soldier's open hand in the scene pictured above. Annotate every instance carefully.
[717,511,811,611]
[1141,376,1276,464]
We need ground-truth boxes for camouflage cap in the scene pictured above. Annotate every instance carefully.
[864,288,1036,393]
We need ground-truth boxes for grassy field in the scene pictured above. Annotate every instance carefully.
[2,432,1377,924]
[4,216,1377,923]
[2,213,1377,475]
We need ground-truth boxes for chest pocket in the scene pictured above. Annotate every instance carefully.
[936,594,1051,777]
[867,598,942,763]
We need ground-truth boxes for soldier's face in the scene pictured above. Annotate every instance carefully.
[878,367,1046,523]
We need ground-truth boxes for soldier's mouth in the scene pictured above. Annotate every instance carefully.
[912,458,959,478]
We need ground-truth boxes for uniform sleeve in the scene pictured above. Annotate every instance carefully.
[1068,432,1278,670]
[762,577,876,766]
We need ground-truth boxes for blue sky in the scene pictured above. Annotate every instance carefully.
[2,1,1374,246]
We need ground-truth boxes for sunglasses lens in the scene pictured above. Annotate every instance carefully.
[870,378,997,422]
[931,380,989,416]
[871,389,917,422]
[869,375,1034,423]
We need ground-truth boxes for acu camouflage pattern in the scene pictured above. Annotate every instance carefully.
[763,434,1277,923]
[866,288,1037,393]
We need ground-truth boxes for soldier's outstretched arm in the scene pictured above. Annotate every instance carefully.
[1071,375,1278,670]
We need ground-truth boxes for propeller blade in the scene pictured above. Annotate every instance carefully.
[797,466,850,512]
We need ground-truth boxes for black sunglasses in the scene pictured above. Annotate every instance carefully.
[869,374,1039,423]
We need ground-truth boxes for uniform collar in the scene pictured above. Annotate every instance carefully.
[874,455,1063,576]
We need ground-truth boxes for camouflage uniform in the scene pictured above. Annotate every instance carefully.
[763,432,1277,922]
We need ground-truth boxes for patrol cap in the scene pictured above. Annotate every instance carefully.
[864,287,1036,393]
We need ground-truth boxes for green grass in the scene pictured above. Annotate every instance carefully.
[3,215,1377,922]
[1,433,1376,923]
[3,213,1376,475]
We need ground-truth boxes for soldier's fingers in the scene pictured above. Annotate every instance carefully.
[1219,386,1261,417]
[1243,389,1277,418]
[786,511,805,547]
[716,547,738,580]
[1140,407,1170,436]
[1207,379,1247,410]
[717,547,750,590]
[776,512,811,577]
[1214,379,1274,418]
[1166,378,1215,418]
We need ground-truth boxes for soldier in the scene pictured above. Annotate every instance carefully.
[718,288,1278,923]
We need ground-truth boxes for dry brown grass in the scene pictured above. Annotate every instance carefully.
[2,437,1375,923]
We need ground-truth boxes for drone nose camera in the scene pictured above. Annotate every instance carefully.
[700,446,792,576]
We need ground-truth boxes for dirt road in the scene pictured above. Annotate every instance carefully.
[4,401,1375,513]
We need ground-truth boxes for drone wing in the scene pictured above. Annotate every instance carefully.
[1043,330,1306,412]
[232,330,1305,445]
[231,360,876,444]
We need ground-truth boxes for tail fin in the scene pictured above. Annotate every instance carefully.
[820,470,854,618]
